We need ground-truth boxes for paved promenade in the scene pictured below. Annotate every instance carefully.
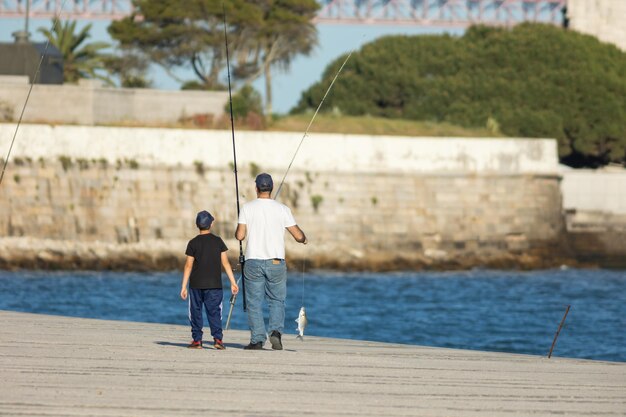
[0,310,624,416]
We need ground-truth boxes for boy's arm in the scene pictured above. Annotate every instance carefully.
[180,255,194,300]
[221,252,239,295]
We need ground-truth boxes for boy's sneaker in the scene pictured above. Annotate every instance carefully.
[269,331,283,350]
[214,339,225,350]
[243,341,264,350]
[188,340,202,349]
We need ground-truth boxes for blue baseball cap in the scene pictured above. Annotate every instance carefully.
[255,173,273,192]
[195,210,214,229]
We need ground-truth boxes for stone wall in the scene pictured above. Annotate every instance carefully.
[0,123,567,270]
[561,168,626,214]
[568,0,626,51]
[0,76,228,125]
[561,167,626,268]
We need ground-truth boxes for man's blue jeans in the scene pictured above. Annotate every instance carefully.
[244,258,287,344]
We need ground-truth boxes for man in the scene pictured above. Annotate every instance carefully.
[235,173,307,350]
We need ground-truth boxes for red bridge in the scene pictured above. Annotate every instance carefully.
[0,0,567,26]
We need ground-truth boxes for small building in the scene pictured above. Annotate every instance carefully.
[0,32,63,84]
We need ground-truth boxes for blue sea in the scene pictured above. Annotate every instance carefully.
[1,268,624,362]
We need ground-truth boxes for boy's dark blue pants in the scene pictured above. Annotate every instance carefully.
[188,288,223,342]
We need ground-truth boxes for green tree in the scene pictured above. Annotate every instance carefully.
[38,20,111,83]
[294,24,626,167]
[108,0,261,90]
[108,0,319,116]
[103,47,152,88]
[226,84,263,120]
[243,0,319,116]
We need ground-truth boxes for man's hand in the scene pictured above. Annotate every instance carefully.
[180,287,188,300]
[231,281,239,295]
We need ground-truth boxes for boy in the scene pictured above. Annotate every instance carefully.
[181,210,239,349]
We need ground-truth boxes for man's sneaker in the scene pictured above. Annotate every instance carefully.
[243,341,264,350]
[188,340,202,349]
[214,339,225,350]
[269,331,283,350]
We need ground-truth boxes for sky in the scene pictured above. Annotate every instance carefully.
[0,17,462,114]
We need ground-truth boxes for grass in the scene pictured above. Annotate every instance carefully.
[267,114,502,138]
[94,113,502,138]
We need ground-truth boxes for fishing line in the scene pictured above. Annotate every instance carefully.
[274,48,355,200]
[301,255,306,306]
[272,42,360,316]
[0,0,70,187]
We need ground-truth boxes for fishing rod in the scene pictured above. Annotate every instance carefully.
[548,304,571,358]
[0,0,69,187]
[274,49,355,200]
[271,46,356,340]
[223,5,246,330]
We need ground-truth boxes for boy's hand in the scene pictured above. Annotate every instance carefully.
[180,287,188,300]
[231,282,239,295]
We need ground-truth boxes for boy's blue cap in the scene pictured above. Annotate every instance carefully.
[196,210,214,229]
[255,173,273,191]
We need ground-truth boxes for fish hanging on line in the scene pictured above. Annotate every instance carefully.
[295,306,308,340]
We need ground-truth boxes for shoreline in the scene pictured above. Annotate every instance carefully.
[0,237,603,272]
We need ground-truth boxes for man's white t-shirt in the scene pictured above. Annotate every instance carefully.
[238,198,297,260]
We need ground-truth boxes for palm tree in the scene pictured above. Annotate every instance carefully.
[38,20,111,84]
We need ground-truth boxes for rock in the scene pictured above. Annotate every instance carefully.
[424,249,448,260]
[0,237,582,272]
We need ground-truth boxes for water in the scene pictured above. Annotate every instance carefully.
[0,268,624,362]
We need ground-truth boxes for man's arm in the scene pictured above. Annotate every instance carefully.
[287,225,307,244]
[180,255,194,300]
[235,224,247,241]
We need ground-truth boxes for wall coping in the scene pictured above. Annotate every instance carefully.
[0,123,560,175]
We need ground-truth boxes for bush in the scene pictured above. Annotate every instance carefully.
[0,100,13,122]
[294,24,626,167]
[181,80,207,91]
[181,80,226,91]
[122,75,151,88]
[226,85,264,121]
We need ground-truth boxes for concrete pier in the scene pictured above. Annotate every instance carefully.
[0,310,624,416]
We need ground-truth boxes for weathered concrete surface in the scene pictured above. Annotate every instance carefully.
[0,77,228,125]
[568,0,626,51]
[0,124,560,174]
[0,311,624,417]
[561,168,626,215]
[561,168,626,268]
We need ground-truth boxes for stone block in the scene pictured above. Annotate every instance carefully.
[505,234,529,252]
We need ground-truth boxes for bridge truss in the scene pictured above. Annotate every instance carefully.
[0,0,567,26]
[0,0,132,20]
[317,0,567,27]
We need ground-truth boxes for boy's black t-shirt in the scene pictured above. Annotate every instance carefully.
[185,233,228,289]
